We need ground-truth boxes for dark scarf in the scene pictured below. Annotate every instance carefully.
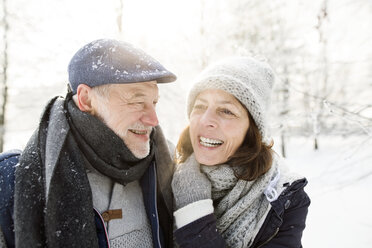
[14,95,171,248]
[66,95,154,185]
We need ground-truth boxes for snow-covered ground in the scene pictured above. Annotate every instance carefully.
[274,136,372,248]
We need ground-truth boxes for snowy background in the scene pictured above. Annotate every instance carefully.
[0,0,371,247]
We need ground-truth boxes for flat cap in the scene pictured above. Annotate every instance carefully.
[68,39,176,93]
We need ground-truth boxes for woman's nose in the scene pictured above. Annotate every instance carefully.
[199,109,217,128]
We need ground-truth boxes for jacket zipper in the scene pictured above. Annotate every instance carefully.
[93,207,111,248]
[152,163,162,248]
[256,227,279,248]
[254,179,307,248]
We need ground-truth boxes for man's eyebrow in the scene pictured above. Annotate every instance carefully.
[126,90,159,101]
[124,89,146,99]
[132,92,146,98]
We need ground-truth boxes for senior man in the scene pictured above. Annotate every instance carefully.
[0,39,176,248]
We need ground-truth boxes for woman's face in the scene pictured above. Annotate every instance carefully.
[189,89,250,166]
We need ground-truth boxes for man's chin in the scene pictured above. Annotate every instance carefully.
[126,142,150,159]
[120,135,151,158]
[131,148,150,159]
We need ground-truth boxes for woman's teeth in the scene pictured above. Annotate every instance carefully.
[199,136,223,147]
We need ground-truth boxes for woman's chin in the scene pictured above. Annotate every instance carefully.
[194,152,226,166]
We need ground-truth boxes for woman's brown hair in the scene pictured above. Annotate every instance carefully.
[176,112,273,181]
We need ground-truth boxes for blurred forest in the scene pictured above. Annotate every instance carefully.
[0,1,372,247]
[0,0,371,152]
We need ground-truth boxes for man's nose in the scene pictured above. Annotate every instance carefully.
[141,104,159,127]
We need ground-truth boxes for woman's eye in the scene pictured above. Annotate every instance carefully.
[220,108,235,116]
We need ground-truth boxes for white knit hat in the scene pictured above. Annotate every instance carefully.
[187,56,275,143]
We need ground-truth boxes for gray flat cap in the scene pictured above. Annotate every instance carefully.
[68,39,177,94]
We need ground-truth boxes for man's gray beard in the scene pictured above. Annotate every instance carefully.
[124,139,150,159]
[116,126,152,159]
[92,102,152,159]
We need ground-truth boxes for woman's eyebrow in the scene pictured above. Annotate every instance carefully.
[217,100,234,105]
[196,98,236,106]
[195,98,207,103]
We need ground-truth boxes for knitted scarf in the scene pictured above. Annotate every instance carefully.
[66,96,154,185]
[201,160,279,248]
[14,95,172,248]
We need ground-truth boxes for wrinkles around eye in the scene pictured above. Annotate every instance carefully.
[219,108,236,116]
[126,102,145,110]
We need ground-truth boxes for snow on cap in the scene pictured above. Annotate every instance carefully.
[187,56,275,143]
[68,39,176,94]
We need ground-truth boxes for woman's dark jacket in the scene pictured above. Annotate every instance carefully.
[174,178,310,248]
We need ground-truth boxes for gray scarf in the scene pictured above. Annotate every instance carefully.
[14,95,172,248]
[201,160,279,248]
[66,97,154,185]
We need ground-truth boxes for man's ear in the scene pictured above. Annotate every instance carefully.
[76,84,94,113]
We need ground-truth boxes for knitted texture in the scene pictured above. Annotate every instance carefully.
[68,39,176,94]
[200,160,279,248]
[172,154,211,210]
[13,96,173,248]
[87,170,154,246]
[187,57,274,143]
[110,226,153,248]
[104,181,153,248]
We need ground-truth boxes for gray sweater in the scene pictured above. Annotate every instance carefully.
[87,165,153,248]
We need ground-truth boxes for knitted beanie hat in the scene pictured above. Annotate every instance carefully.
[187,56,275,143]
[68,39,176,94]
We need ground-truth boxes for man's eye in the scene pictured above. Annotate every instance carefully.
[128,102,144,108]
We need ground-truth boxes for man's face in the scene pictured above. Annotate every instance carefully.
[91,81,159,159]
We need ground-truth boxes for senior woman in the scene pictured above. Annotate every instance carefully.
[172,57,310,248]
